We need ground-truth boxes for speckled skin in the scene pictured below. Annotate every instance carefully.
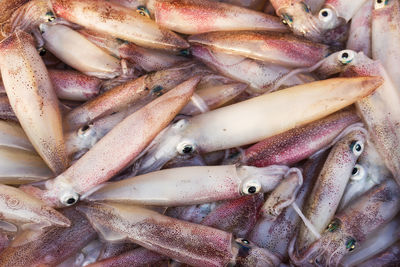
[0,206,96,267]
[244,109,360,167]
[87,247,167,267]
[48,69,102,101]
[78,203,235,267]
[49,0,189,50]
[291,179,400,266]
[146,0,286,34]
[64,62,211,131]
[189,31,330,68]
[0,30,68,174]
[297,129,366,251]
[250,152,326,261]
[359,240,400,267]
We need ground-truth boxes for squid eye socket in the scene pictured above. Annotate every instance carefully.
[338,50,355,65]
[38,47,46,56]
[45,11,56,22]
[350,164,366,181]
[326,219,340,232]
[350,140,364,156]
[242,180,261,195]
[177,141,196,155]
[281,13,293,25]
[375,0,388,9]
[345,237,356,251]
[136,6,150,18]
[60,192,79,206]
[319,8,333,22]
[78,124,93,137]
[301,2,311,13]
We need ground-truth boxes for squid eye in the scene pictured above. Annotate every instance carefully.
[45,11,56,22]
[241,180,261,195]
[350,140,364,156]
[179,49,191,57]
[326,219,340,232]
[151,85,164,96]
[319,8,333,22]
[177,141,196,155]
[345,237,356,251]
[301,2,311,13]
[60,192,79,206]
[136,6,151,18]
[235,238,252,247]
[38,47,46,56]
[281,13,293,25]
[350,164,366,181]
[338,50,355,65]
[375,0,389,9]
[78,124,93,137]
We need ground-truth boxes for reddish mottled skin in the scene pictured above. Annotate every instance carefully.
[48,70,102,101]
[250,153,326,261]
[359,241,400,267]
[244,109,359,167]
[0,206,97,267]
[189,31,330,67]
[77,203,234,267]
[293,179,400,266]
[87,247,167,267]
[201,194,264,238]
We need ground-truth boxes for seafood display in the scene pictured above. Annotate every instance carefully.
[0,0,398,266]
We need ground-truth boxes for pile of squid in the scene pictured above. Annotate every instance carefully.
[0,0,399,266]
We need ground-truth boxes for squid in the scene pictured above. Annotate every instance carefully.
[261,168,303,220]
[87,165,290,206]
[346,0,373,57]
[191,44,307,93]
[280,50,400,186]
[290,178,400,266]
[188,31,330,68]
[341,216,400,267]
[243,109,360,167]
[49,0,189,51]
[0,184,70,239]
[0,146,52,185]
[0,206,97,267]
[78,202,281,266]
[296,128,367,252]
[249,152,327,261]
[371,0,400,92]
[135,76,382,174]
[39,23,123,79]
[64,62,211,131]
[358,241,400,266]
[0,30,67,174]
[146,0,287,34]
[21,77,200,207]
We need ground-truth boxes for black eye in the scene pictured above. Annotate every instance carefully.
[350,140,364,156]
[179,49,191,57]
[151,86,164,96]
[136,6,150,18]
[241,239,250,244]
[248,186,257,194]
[45,11,56,22]
[38,47,46,56]
[81,125,90,131]
[352,167,358,175]
[321,10,329,17]
[66,198,76,205]
[342,52,349,58]
[182,145,193,154]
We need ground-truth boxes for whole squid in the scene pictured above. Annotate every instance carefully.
[290,178,400,266]
[296,128,367,252]
[49,0,189,51]
[87,165,290,206]
[146,0,287,34]
[22,77,200,207]
[78,202,281,266]
[136,76,382,174]
[0,30,67,174]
